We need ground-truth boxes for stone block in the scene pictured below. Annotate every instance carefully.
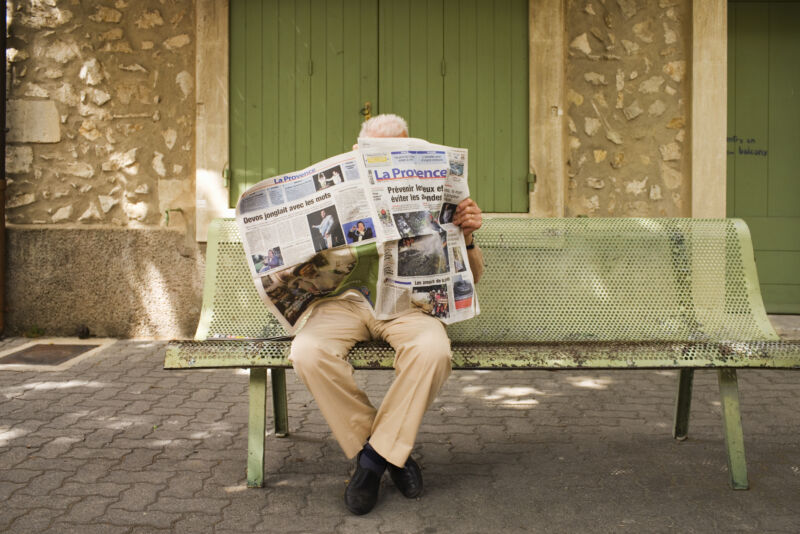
[5,146,34,174]
[164,34,191,50]
[570,33,592,55]
[584,117,602,136]
[7,193,36,209]
[6,100,61,143]
[51,205,73,223]
[135,10,165,29]
[659,142,681,161]
[158,178,193,216]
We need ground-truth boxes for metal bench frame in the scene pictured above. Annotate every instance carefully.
[166,218,800,489]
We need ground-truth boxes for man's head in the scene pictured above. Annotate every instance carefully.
[357,221,366,231]
[358,114,409,139]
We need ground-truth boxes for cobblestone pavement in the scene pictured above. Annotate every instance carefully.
[1,333,799,533]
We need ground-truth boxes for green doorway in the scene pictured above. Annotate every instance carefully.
[229,0,530,213]
[727,1,800,313]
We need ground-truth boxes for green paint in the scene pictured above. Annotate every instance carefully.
[717,369,749,490]
[230,0,529,213]
[271,368,289,437]
[673,368,694,440]
[166,217,800,490]
[247,368,267,488]
[727,2,800,312]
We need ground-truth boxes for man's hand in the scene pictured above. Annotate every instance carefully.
[452,198,482,243]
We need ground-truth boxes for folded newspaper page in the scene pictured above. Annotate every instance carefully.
[236,137,479,333]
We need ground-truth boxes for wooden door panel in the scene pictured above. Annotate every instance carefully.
[728,1,800,313]
[230,0,379,205]
[379,0,529,213]
[231,0,528,213]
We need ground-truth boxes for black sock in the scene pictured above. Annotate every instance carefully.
[359,442,387,474]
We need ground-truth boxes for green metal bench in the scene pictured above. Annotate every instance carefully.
[165,218,800,489]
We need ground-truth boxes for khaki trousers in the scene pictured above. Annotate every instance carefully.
[289,298,452,467]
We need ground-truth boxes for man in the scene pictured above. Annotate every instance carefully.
[289,114,484,515]
[347,220,374,242]
[311,209,335,249]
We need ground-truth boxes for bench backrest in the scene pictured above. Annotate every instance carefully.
[197,218,779,343]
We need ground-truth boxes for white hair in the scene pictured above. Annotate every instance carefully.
[358,114,408,138]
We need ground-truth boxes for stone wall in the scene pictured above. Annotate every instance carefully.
[5,0,195,231]
[565,0,691,216]
[6,225,204,338]
[4,1,202,338]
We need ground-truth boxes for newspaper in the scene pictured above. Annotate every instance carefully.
[236,137,479,332]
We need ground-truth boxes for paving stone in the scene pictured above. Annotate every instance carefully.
[7,508,63,533]
[65,447,131,460]
[61,459,117,483]
[149,496,229,514]
[105,508,182,529]
[160,471,205,498]
[0,480,25,500]
[44,523,131,534]
[59,495,116,523]
[16,470,72,496]
[0,468,42,484]
[55,481,130,498]
[110,483,164,512]
[0,507,28,531]
[1,338,800,532]
[0,446,36,469]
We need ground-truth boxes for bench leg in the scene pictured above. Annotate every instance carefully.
[717,368,749,490]
[673,369,694,440]
[247,369,267,488]
[270,368,289,437]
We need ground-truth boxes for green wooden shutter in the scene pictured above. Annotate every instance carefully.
[231,0,528,213]
[379,0,529,213]
[727,1,800,313]
[230,0,378,205]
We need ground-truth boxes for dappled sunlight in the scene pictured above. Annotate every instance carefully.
[141,262,181,339]
[197,167,234,215]
[459,379,547,407]
[0,427,27,447]
[485,386,545,399]
[455,373,481,382]
[634,218,667,232]
[565,376,613,390]
[483,386,542,406]
[590,276,609,300]
[655,370,677,377]
[499,398,540,406]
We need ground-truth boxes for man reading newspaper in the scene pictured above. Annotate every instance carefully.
[288,114,485,515]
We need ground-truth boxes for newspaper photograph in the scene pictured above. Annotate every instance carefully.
[236,138,479,332]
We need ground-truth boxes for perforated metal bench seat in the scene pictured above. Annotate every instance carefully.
[167,339,800,370]
[165,218,800,489]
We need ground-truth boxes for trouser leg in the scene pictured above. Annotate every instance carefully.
[288,300,375,459]
[367,310,452,467]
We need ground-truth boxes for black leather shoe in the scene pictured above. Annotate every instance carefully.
[389,456,423,499]
[344,453,382,515]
